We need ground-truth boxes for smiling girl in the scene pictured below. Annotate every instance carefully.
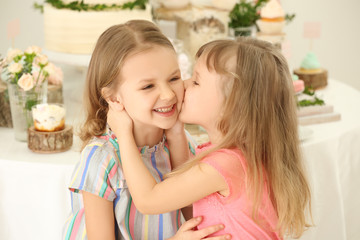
[63,20,229,240]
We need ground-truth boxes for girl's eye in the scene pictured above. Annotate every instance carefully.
[192,81,199,86]
[142,84,154,90]
[170,77,180,82]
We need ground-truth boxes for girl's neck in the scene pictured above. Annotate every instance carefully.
[133,124,164,148]
[204,126,223,145]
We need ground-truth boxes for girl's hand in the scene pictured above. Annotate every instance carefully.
[170,216,231,240]
[107,103,133,135]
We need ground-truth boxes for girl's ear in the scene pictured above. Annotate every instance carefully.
[101,87,124,111]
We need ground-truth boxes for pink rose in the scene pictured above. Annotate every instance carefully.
[17,73,34,91]
[44,63,63,85]
[8,62,23,74]
[25,46,42,55]
[6,48,23,62]
[34,54,48,67]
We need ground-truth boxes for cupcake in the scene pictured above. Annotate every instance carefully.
[299,52,322,73]
[256,0,285,34]
[32,103,66,132]
[294,52,328,90]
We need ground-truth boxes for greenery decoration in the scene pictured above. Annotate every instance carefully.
[34,0,147,13]
[228,0,268,28]
[297,86,325,107]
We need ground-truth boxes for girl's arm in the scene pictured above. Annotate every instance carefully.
[82,191,115,240]
[165,120,193,221]
[107,108,228,215]
[165,120,190,170]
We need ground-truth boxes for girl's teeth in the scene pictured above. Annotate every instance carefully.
[155,106,173,113]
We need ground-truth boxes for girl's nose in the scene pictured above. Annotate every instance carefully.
[159,84,175,100]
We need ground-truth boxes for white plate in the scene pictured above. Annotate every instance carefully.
[298,126,313,141]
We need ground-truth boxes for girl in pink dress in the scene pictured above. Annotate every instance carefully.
[107,37,312,239]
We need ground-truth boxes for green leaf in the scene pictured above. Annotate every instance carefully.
[34,0,147,12]
[303,86,315,96]
[229,0,268,28]
[25,99,38,111]
[298,97,325,107]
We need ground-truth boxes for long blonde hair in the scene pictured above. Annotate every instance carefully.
[79,20,174,150]
[172,38,312,238]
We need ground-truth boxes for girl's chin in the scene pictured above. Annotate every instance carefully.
[178,112,187,123]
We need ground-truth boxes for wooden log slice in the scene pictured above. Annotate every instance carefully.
[293,69,328,90]
[0,82,13,128]
[28,125,73,153]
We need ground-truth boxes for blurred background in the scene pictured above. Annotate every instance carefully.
[1,0,360,91]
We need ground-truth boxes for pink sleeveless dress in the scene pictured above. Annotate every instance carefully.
[193,143,282,240]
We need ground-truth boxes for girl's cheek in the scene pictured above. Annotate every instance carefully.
[175,83,185,102]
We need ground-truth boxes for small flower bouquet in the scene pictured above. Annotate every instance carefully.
[1,46,63,91]
[0,46,63,141]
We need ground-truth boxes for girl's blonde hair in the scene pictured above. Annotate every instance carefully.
[172,38,312,238]
[79,20,174,150]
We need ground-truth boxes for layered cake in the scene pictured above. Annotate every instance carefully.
[32,104,66,132]
[154,0,190,9]
[256,0,286,46]
[154,0,236,59]
[294,51,328,90]
[43,0,152,54]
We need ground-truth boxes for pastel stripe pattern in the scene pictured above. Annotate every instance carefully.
[63,127,198,239]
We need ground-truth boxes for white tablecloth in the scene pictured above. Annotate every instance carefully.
[0,79,359,240]
[0,132,80,240]
[293,79,360,240]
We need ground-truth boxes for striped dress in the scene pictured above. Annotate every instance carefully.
[63,127,196,240]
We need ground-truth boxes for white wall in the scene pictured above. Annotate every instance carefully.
[282,0,360,91]
[1,0,360,90]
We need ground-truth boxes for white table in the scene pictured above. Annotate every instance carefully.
[0,79,359,240]
[0,129,80,240]
[293,79,360,240]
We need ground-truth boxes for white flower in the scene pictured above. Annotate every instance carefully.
[6,48,23,62]
[35,54,48,66]
[17,73,35,91]
[8,62,23,74]
[44,63,63,85]
[25,46,42,55]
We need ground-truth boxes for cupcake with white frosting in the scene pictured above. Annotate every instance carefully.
[256,0,285,34]
[32,103,66,132]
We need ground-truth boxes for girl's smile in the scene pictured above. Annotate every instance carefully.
[153,104,176,116]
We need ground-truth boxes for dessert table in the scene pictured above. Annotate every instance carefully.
[290,79,360,240]
[0,79,359,240]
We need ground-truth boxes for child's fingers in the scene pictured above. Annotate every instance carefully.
[180,216,203,230]
[195,224,227,239]
[205,234,232,240]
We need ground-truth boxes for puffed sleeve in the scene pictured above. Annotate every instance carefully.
[68,143,122,201]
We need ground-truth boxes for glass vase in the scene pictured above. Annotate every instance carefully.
[232,25,256,37]
[7,82,48,141]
